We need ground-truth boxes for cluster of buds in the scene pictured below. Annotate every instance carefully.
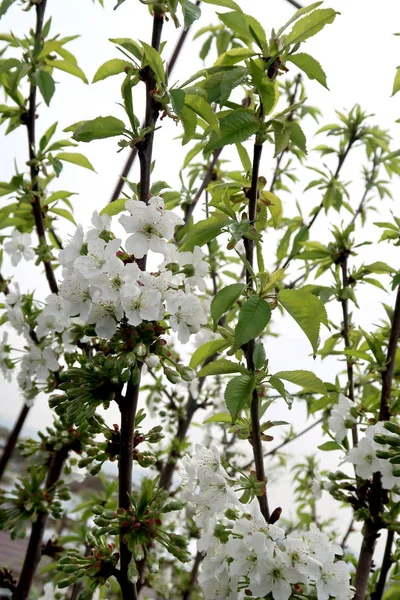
[374,421,400,476]
[57,534,119,597]
[0,467,70,539]
[49,352,132,427]
[79,413,164,474]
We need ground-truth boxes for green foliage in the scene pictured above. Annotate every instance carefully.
[224,373,255,420]
[69,116,126,142]
[210,283,245,330]
[279,288,328,354]
[233,296,271,351]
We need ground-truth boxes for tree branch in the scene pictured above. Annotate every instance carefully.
[183,149,223,224]
[13,445,70,600]
[182,551,203,600]
[26,0,58,295]
[370,529,395,600]
[108,2,200,204]
[354,283,400,600]
[0,404,30,482]
[242,115,270,521]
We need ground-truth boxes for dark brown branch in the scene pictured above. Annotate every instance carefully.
[117,13,164,598]
[0,404,30,482]
[0,271,10,295]
[118,379,141,600]
[25,0,58,294]
[242,117,270,521]
[13,445,70,600]
[354,283,400,600]
[370,529,395,600]
[108,2,200,204]
[182,551,203,600]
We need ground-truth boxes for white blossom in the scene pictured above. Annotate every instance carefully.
[4,230,35,266]
[167,290,208,343]
[120,282,162,326]
[329,393,356,443]
[21,345,59,381]
[58,225,84,269]
[0,331,12,381]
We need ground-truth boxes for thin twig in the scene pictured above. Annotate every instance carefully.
[183,149,222,224]
[242,417,323,470]
[341,517,354,549]
[108,1,201,204]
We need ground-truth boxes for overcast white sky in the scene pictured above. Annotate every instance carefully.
[1,0,400,550]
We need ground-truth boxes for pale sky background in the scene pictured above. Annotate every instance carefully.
[1,0,400,557]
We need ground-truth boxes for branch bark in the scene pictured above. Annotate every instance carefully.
[242,117,270,522]
[12,445,70,600]
[117,13,164,598]
[354,284,400,600]
[108,2,200,204]
[370,528,395,600]
[26,0,58,295]
[0,404,30,482]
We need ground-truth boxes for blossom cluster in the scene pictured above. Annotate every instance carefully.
[181,445,354,600]
[346,422,400,489]
[1,196,209,400]
[57,198,208,342]
[329,394,356,443]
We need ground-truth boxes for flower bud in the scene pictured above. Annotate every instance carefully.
[176,364,196,381]
[134,343,147,357]
[145,354,160,369]
[164,367,181,384]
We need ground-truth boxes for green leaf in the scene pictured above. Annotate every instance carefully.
[180,105,197,145]
[272,121,291,157]
[197,359,248,377]
[287,53,328,89]
[170,89,185,115]
[224,374,255,421]
[36,71,55,106]
[215,47,255,66]
[109,38,142,61]
[269,376,288,401]
[236,142,251,173]
[100,198,127,217]
[180,213,230,250]
[261,190,282,227]
[233,296,271,351]
[318,441,342,451]
[39,122,58,152]
[211,283,245,330]
[285,8,338,47]
[0,0,16,18]
[249,60,276,115]
[185,94,219,133]
[203,412,232,424]
[71,116,126,142]
[141,41,165,84]
[49,59,88,84]
[50,207,76,225]
[201,0,242,11]
[393,67,400,96]
[92,58,129,83]
[189,338,230,369]
[279,288,328,354]
[56,152,95,172]
[273,370,326,395]
[181,0,202,30]
[277,1,323,36]
[205,109,259,152]
[288,121,307,154]
[253,341,266,370]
